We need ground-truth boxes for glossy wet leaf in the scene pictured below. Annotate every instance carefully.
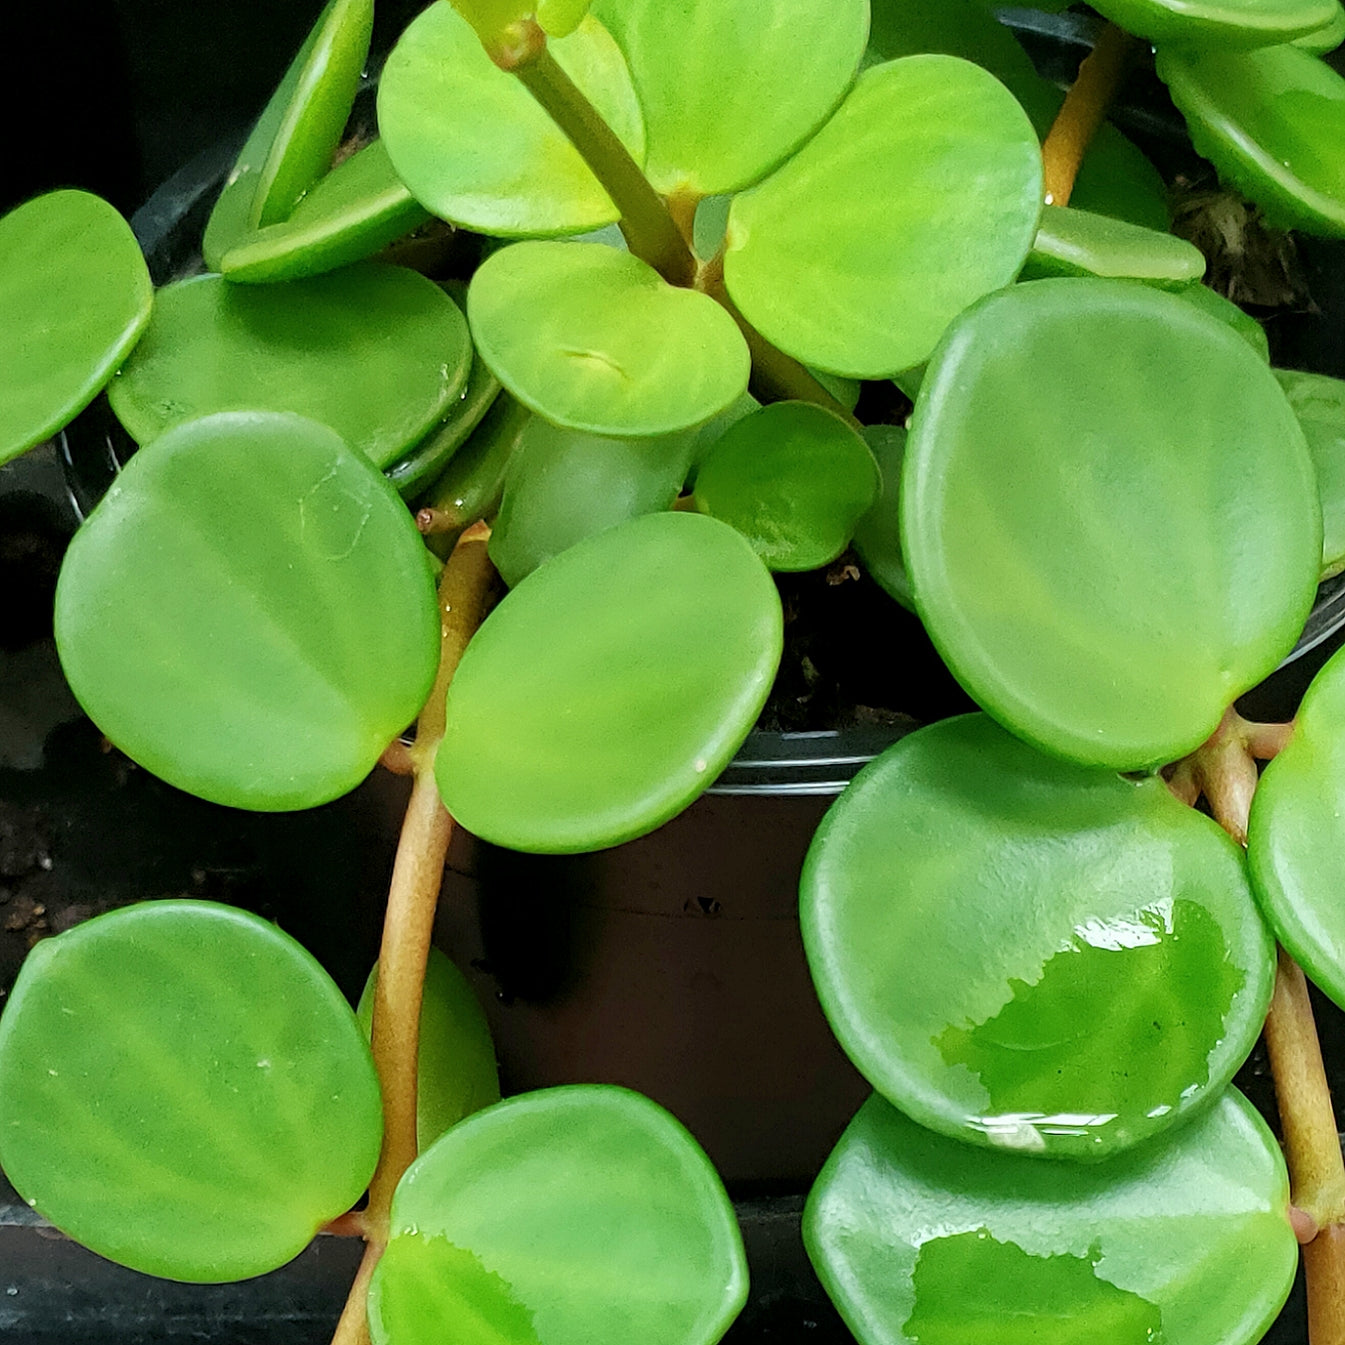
[358,949,500,1150]
[691,402,879,572]
[108,265,470,469]
[488,418,692,587]
[724,56,1042,378]
[806,1090,1295,1345]
[1092,0,1336,46]
[800,714,1275,1159]
[0,191,151,464]
[386,354,502,501]
[1175,282,1272,359]
[220,140,431,283]
[1249,643,1345,1005]
[1275,368,1345,576]
[851,425,913,611]
[202,0,371,265]
[379,7,644,236]
[368,1086,748,1345]
[55,412,439,810]
[590,0,867,196]
[468,242,749,436]
[1158,42,1345,237]
[904,278,1319,771]
[436,511,781,852]
[0,900,382,1281]
[1023,205,1206,288]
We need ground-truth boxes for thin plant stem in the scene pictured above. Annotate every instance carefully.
[331,523,496,1343]
[505,33,695,286]
[1041,23,1138,208]
[1266,951,1345,1345]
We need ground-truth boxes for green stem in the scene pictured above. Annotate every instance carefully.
[509,37,695,287]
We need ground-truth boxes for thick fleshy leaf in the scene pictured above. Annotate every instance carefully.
[851,425,913,611]
[903,278,1320,771]
[0,190,151,464]
[358,949,500,1150]
[591,0,867,196]
[386,353,502,501]
[801,714,1275,1160]
[468,241,749,435]
[0,900,382,1282]
[1023,204,1206,288]
[436,511,781,852]
[368,1087,748,1345]
[54,412,439,810]
[806,1090,1295,1345]
[724,55,1042,378]
[1295,0,1345,48]
[1176,282,1272,359]
[1094,0,1336,45]
[488,418,692,587]
[202,0,371,266]
[691,402,879,572]
[1275,368,1345,576]
[1249,644,1345,1004]
[1158,42,1345,238]
[220,140,431,283]
[108,265,470,469]
[379,8,644,236]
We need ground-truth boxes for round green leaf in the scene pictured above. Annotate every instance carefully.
[1249,643,1345,1005]
[903,278,1320,771]
[358,949,500,1151]
[55,412,439,810]
[806,1089,1295,1345]
[0,190,151,463]
[202,0,372,266]
[1023,204,1206,288]
[691,402,879,572]
[220,140,431,284]
[436,511,782,852]
[1275,368,1345,576]
[0,900,382,1282]
[489,417,692,587]
[468,242,749,436]
[1158,42,1345,238]
[852,424,913,611]
[368,1086,747,1345]
[108,265,470,469]
[590,0,868,196]
[378,7,644,237]
[724,55,1042,378]
[801,714,1276,1160]
[1093,0,1337,46]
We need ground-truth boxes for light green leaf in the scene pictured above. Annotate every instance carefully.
[801,714,1275,1160]
[369,1086,747,1345]
[1024,204,1206,288]
[591,0,868,196]
[468,242,749,436]
[724,55,1042,378]
[0,190,151,464]
[903,278,1320,770]
[1093,0,1337,47]
[691,402,879,572]
[852,424,913,611]
[108,264,470,469]
[0,901,382,1282]
[1275,367,1345,576]
[379,8,644,236]
[807,1090,1295,1345]
[55,412,439,810]
[436,511,781,852]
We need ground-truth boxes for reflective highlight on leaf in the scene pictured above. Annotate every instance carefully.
[903,1231,1163,1345]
